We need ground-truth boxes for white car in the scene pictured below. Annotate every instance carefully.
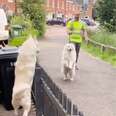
[0,8,9,47]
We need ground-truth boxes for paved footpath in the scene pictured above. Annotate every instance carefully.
[0,105,36,116]
[38,26,116,116]
[0,26,116,116]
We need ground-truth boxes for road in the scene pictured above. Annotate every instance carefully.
[38,26,116,116]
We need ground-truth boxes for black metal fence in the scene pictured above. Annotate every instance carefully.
[33,66,84,116]
[86,39,116,53]
[0,48,84,116]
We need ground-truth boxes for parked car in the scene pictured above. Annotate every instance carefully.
[0,8,9,47]
[46,18,65,26]
[81,18,96,26]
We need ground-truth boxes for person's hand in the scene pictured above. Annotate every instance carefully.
[85,36,89,44]
[68,31,72,35]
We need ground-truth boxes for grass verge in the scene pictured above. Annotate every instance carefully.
[81,42,116,66]
[8,28,40,47]
[8,36,27,47]
[90,30,116,48]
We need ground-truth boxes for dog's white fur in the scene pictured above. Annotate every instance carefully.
[61,43,76,81]
[12,35,39,116]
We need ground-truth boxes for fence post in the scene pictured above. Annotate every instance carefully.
[73,104,78,116]
[100,45,105,53]
[33,67,84,116]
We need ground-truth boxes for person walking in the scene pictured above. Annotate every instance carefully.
[66,14,88,69]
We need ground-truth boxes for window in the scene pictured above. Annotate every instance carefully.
[8,0,14,3]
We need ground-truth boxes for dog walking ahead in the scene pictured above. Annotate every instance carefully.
[61,43,76,81]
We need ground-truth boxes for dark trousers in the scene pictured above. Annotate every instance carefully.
[69,39,81,63]
[74,43,81,63]
[0,40,8,47]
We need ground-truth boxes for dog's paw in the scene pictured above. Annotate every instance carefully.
[70,78,74,81]
[63,77,67,81]
[14,110,18,116]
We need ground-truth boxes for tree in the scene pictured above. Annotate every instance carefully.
[21,0,45,37]
[95,0,116,32]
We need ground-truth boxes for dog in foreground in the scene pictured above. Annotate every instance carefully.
[61,43,76,81]
[12,35,39,116]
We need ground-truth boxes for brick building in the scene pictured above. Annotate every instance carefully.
[0,0,15,15]
[46,0,81,20]
[81,0,95,18]
[0,0,94,18]
[85,0,94,18]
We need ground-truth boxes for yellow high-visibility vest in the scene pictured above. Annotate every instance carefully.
[66,20,86,43]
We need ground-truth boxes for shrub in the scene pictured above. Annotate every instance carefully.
[91,30,116,47]
[9,36,27,46]
[10,16,32,29]
[9,16,40,46]
[95,0,116,32]
[21,0,46,37]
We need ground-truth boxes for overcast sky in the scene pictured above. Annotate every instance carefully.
[84,0,88,4]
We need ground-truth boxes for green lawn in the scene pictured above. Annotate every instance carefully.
[82,42,116,66]
[8,36,27,47]
[91,31,116,47]
[8,28,40,47]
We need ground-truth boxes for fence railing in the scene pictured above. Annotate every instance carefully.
[0,47,84,115]
[86,39,116,53]
[32,66,84,116]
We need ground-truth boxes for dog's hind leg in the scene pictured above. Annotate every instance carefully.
[12,97,19,116]
[69,70,74,81]
[14,108,18,116]
[64,67,68,80]
[23,105,31,116]
[23,110,30,116]
[23,99,31,116]
[12,102,19,116]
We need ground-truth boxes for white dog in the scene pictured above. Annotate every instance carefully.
[12,35,39,116]
[61,43,76,81]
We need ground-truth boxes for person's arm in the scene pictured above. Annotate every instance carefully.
[81,23,89,41]
[83,29,89,41]
[66,20,73,35]
[67,28,72,35]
